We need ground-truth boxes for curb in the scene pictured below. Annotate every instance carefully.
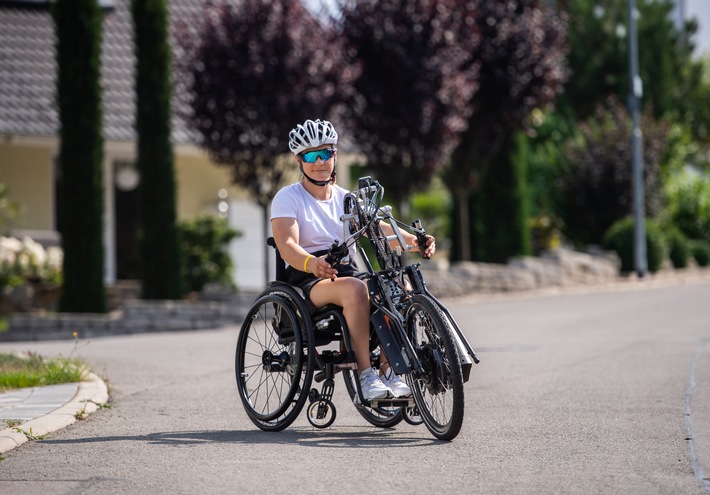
[0,372,109,454]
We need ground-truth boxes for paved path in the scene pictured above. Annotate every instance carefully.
[0,374,108,453]
[0,383,78,421]
[0,276,708,494]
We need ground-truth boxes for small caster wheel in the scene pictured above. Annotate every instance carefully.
[403,405,423,425]
[308,388,320,403]
[307,400,336,428]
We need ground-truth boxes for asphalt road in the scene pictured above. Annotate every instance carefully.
[0,280,709,495]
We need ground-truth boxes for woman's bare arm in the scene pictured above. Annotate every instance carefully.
[271,217,337,278]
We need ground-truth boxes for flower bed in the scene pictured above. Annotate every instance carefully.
[0,236,62,314]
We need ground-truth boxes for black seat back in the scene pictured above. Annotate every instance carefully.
[267,237,287,282]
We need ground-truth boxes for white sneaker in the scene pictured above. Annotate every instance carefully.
[359,367,392,400]
[381,368,411,398]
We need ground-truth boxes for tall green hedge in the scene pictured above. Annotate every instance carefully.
[52,0,106,313]
[470,133,531,263]
[132,0,184,299]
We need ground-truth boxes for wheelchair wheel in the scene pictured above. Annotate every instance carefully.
[235,292,314,431]
[404,294,464,441]
[342,369,404,428]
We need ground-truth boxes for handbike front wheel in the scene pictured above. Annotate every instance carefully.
[235,293,314,431]
[405,294,464,440]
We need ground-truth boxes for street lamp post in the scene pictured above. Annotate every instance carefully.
[628,0,647,278]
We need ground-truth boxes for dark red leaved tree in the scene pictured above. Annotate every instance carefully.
[339,0,480,209]
[175,0,358,281]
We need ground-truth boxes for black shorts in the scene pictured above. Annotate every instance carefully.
[284,249,358,301]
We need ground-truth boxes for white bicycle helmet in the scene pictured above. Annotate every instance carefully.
[288,119,338,155]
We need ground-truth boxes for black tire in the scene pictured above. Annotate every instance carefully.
[235,293,314,431]
[404,294,464,440]
[402,405,423,425]
[306,399,337,429]
[342,368,404,428]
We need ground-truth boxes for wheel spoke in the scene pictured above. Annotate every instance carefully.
[235,290,314,431]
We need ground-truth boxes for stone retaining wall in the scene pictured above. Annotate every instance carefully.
[2,295,255,342]
[422,248,620,298]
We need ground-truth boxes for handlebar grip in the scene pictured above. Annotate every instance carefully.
[325,240,346,267]
[412,220,430,259]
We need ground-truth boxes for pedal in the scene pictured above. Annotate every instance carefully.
[369,397,415,408]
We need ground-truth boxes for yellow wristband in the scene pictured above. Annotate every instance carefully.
[303,255,314,273]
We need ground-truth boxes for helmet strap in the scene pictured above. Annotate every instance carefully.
[299,163,336,187]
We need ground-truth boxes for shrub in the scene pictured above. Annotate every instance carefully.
[178,215,241,293]
[690,240,710,267]
[561,98,668,247]
[665,227,691,268]
[603,217,667,273]
[664,169,710,242]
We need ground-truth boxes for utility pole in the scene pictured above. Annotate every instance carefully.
[628,0,647,278]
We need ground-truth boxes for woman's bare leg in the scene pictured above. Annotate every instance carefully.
[309,277,372,371]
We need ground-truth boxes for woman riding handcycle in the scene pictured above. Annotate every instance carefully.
[234,119,479,440]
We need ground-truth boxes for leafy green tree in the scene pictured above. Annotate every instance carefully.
[682,57,710,144]
[175,0,356,282]
[52,0,106,313]
[132,0,184,300]
[560,0,628,120]
[561,0,706,139]
[531,0,710,251]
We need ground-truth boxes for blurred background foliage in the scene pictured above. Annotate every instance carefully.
[178,215,241,293]
[0,183,22,234]
[174,0,710,271]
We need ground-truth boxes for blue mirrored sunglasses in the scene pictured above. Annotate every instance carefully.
[300,148,336,163]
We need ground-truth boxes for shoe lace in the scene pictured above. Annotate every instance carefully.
[361,371,381,388]
[382,368,398,385]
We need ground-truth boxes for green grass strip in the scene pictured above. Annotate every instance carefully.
[0,352,87,392]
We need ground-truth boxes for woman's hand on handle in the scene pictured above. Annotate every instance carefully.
[309,256,338,281]
[414,235,436,258]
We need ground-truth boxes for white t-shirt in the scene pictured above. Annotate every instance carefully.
[271,182,353,262]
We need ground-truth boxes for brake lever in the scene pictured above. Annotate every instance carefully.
[411,220,430,259]
[324,240,343,267]
[324,240,350,280]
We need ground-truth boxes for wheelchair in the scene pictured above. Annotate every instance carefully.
[234,177,479,440]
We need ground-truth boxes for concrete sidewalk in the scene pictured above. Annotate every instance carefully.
[0,373,109,453]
